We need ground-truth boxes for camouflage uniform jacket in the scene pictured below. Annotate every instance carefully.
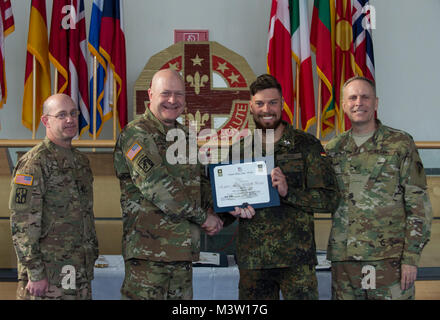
[236,123,340,269]
[325,120,432,266]
[113,108,208,263]
[9,138,98,285]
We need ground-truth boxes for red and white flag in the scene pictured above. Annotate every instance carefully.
[267,0,295,124]
[291,0,315,132]
[0,0,14,108]
[49,0,89,134]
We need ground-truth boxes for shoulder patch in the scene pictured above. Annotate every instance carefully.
[136,154,155,174]
[126,142,143,161]
[14,174,33,186]
[15,188,29,204]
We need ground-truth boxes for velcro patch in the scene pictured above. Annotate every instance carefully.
[15,188,28,204]
[136,155,154,174]
[126,143,143,161]
[14,174,33,186]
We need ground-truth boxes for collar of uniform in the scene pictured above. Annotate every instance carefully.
[143,107,184,135]
[43,137,75,167]
[43,137,74,153]
[345,119,384,153]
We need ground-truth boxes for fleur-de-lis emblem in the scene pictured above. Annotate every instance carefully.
[187,111,210,133]
[186,72,209,95]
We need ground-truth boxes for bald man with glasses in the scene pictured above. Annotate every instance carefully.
[10,94,99,300]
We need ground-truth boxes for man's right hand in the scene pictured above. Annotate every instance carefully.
[26,278,49,297]
[202,212,223,236]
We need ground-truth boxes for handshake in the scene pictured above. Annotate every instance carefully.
[201,209,224,236]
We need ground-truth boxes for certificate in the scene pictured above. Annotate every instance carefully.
[208,158,280,213]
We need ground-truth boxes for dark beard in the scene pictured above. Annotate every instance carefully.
[253,116,282,131]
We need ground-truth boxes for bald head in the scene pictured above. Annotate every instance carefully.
[148,69,186,126]
[43,93,76,115]
[41,94,79,148]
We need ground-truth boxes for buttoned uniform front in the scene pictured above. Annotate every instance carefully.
[236,123,340,269]
[230,123,340,299]
[113,108,209,264]
[324,120,432,265]
[9,138,98,299]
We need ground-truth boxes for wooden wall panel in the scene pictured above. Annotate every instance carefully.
[0,220,17,268]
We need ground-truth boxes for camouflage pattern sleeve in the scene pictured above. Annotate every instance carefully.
[282,138,340,213]
[77,153,99,275]
[399,141,433,266]
[201,165,236,227]
[114,128,207,226]
[9,156,46,282]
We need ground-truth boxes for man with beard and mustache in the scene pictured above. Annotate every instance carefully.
[10,94,99,299]
[228,74,340,300]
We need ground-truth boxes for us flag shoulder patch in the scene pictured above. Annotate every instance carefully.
[126,143,143,161]
[14,174,33,186]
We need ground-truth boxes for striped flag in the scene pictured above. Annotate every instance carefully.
[22,0,51,131]
[353,0,375,81]
[291,0,315,132]
[310,0,335,137]
[1,0,13,36]
[0,0,14,109]
[266,0,295,124]
[88,0,109,137]
[49,0,90,137]
[70,0,89,136]
[99,0,127,131]
[334,0,356,132]
[49,0,69,94]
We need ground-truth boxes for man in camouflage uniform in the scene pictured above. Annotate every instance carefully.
[325,76,433,300]
[9,94,99,300]
[113,69,223,300]
[229,74,340,300]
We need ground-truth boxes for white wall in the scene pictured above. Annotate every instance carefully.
[0,0,438,167]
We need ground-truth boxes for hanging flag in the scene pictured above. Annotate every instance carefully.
[49,0,69,94]
[49,0,89,137]
[266,0,295,124]
[311,0,335,137]
[334,0,356,132]
[99,0,127,130]
[291,0,315,132]
[70,0,90,136]
[88,0,108,137]
[353,0,375,81]
[22,0,51,131]
[0,0,14,108]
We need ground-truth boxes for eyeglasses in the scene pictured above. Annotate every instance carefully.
[45,110,80,120]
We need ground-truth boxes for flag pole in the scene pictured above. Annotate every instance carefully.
[113,78,117,141]
[32,56,36,139]
[295,64,300,129]
[316,79,322,139]
[54,69,58,94]
[92,56,97,152]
